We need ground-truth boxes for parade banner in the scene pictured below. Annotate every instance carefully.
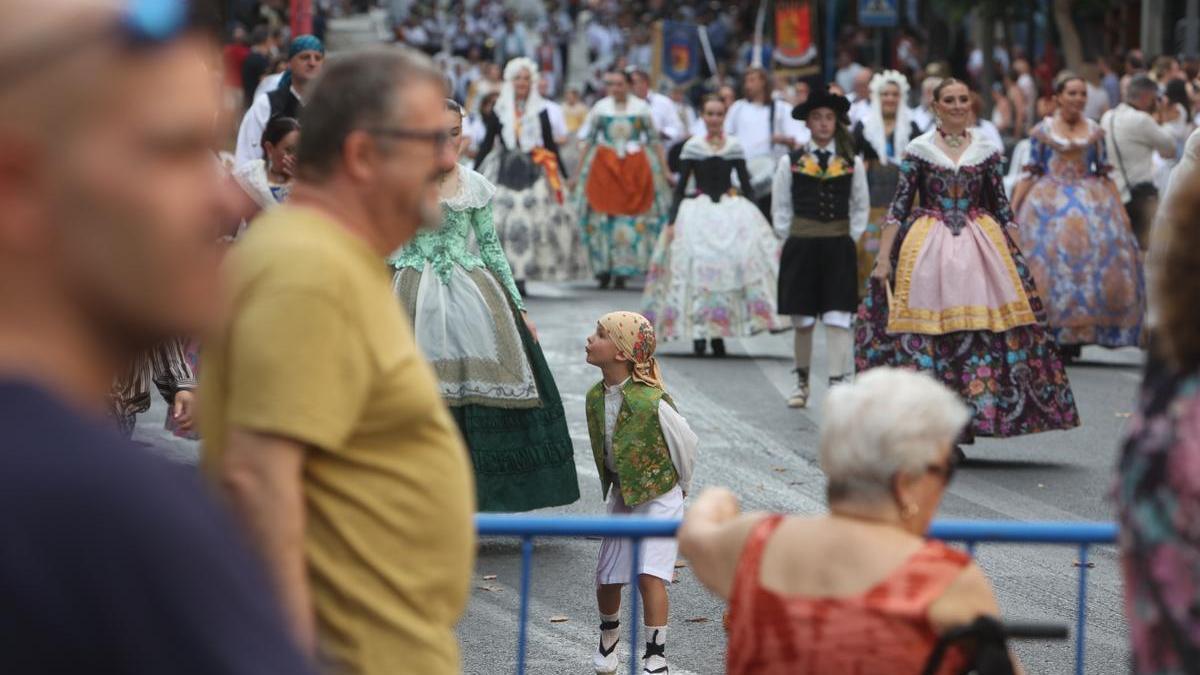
[660,20,700,84]
[774,1,817,68]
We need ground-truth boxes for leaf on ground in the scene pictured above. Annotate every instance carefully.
[772,467,788,473]
[549,616,570,623]
[482,574,498,581]
[1073,560,1096,569]
[685,617,710,623]
[674,560,688,568]
[788,481,804,487]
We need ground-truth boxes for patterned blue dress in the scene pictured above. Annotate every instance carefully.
[1014,119,1145,348]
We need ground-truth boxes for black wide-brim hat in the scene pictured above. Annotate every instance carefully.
[792,89,851,123]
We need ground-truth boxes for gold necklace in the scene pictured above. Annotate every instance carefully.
[937,127,969,149]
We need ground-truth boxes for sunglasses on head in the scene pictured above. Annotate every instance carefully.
[0,0,188,89]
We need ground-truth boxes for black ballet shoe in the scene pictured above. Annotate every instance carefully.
[1059,344,1082,363]
[953,445,967,463]
[710,339,726,357]
[515,280,527,298]
[693,340,707,356]
[613,276,627,290]
[597,273,612,289]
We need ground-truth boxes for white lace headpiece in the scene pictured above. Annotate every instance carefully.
[496,57,546,152]
[861,69,914,166]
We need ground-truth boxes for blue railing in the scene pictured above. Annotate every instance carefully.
[475,515,1118,675]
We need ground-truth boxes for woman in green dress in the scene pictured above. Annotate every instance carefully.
[390,100,579,512]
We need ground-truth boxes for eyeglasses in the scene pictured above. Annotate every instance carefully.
[366,128,453,151]
[925,450,961,483]
[0,0,188,89]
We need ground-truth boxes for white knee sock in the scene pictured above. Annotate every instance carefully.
[643,625,668,673]
[599,611,621,652]
[826,325,852,379]
[793,325,814,373]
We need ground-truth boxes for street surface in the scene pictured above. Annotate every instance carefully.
[136,280,1138,675]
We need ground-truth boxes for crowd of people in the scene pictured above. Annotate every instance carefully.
[9,0,1200,674]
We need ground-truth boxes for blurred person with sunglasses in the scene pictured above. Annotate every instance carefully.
[200,46,475,675]
[680,368,1012,674]
[0,0,315,672]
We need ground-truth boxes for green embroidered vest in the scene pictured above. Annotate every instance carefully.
[586,380,679,508]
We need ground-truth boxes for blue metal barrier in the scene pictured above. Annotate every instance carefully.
[476,515,1118,675]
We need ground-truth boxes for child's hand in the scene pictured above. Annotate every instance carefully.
[172,390,196,433]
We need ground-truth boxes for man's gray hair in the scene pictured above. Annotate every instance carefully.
[819,368,969,504]
[1126,75,1160,104]
[297,45,445,180]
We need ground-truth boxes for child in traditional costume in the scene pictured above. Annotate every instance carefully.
[584,311,697,675]
[771,89,868,408]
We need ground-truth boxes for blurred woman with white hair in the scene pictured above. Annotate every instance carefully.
[680,368,1012,674]
[851,70,923,295]
[475,57,588,292]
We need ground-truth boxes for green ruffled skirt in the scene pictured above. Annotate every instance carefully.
[450,314,580,512]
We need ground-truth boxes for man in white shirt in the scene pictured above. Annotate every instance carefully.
[1101,75,1178,248]
[234,35,324,169]
[724,67,811,216]
[910,75,942,132]
[630,69,681,142]
[847,68,874,125]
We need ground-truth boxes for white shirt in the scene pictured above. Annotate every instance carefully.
[1083,82,1111,122]
[770,141,869,242]
[972,120,1004,154]
[848,98,871,126]
[647,92,682,141]
[603,379,698,494]
[541,99,569,143]
[1101,103,1178,201]
[724,98,810,161]
[911,105,934,133]
[253,72,284,103]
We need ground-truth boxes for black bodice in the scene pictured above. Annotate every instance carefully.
[668,154,754,223]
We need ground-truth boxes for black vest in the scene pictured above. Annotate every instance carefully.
[266,87,303,121]
[788,149,853,222]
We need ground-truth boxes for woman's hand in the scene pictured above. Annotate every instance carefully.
[691,486,741,525]
[172,390,196,433]
[522,311,539,342]
[871,256,892,281]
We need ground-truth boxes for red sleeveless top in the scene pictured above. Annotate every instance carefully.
[726,514,972,675]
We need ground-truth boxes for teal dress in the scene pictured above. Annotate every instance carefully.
[390,165,579,512]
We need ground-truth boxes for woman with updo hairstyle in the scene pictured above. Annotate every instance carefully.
[641,94,787,356]
[856,77,1079,449]
[1012,71,1145,361]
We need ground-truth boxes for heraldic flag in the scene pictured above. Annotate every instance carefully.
[661,20,699,83]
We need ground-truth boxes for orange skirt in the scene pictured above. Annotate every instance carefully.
[585,147,655,216]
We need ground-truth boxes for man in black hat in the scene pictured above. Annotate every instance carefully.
[770,88,868,409]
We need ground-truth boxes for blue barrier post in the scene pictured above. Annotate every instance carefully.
[1076,543,1090,675]
[628,540,641,675]
[516,536,533,675]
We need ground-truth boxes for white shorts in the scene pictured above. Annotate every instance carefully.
[595,484,685,586]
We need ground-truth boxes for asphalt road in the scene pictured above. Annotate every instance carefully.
[136,280,1139,675]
